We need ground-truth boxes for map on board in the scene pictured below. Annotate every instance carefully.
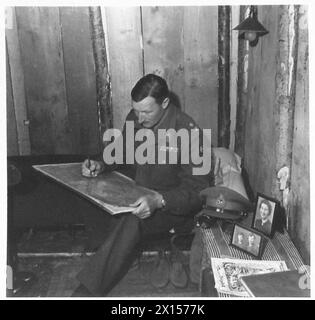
[33,162,157,215]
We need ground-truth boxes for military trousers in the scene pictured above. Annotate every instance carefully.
[77,210,193,296]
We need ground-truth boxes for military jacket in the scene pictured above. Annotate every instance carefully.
[110,103,210,216]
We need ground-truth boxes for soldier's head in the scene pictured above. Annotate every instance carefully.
[248,233,255,246]
[237,232,244,244]
[131,74,170,128]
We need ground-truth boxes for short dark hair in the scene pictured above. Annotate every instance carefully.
[131,74,169,104]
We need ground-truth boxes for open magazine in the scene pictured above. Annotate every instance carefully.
[33,162,157,215]
[211,257,288,297]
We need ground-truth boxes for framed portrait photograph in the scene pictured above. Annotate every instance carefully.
[252,193,279,238]
[230,224,264,259]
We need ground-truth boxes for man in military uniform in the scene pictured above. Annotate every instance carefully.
[246,233,260,256]
[74,74,210,296]
[237,232,245,247]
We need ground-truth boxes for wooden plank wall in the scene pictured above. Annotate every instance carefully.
[234,6,250,159]
[6,7,31,155]
[7,7,100,155]
[240,5,310,262]
[183,7,218,140]
[229,6,240,151]
[106,6,218,141]
[6,45,19,156]
[243,6,279,197]
[104,7,143,131]
[7,6,218,155]
[142,7,185,110]
[59,7,100,155]
[289,6,309,263]
[16,7,72,154]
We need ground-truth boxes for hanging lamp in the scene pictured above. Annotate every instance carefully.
[233,6,269,47]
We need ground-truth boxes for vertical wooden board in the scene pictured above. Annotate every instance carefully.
[290,5,309,262]
[60,7,100,155]
[244,6,279,195]
[142,6,185,110]
[230,6,240,150]
[217,6,231,148]
[105,7,143,130]
[6,44,19,156]
[235,6,250,159]
[265,6,288,198]
[5,7,31,155]
[183,6,218,142]
[15,7,72,154]
[254,6,279,196]
[244,37,262,193]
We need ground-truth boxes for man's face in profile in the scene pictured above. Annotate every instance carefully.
[132,96,167,128]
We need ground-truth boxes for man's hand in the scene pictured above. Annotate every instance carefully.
[81,159,104,177]
[130,193,164,219]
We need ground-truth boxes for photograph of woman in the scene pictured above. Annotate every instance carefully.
[253,197,276,236]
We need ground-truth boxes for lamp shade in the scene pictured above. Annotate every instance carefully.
[233,16,269,36]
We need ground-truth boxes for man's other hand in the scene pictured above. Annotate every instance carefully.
[130,193,163,219]
[81,159,104,177]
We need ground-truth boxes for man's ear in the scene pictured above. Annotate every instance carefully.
[161,97,170,109]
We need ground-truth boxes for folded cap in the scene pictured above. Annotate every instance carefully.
[198,186,253,221]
